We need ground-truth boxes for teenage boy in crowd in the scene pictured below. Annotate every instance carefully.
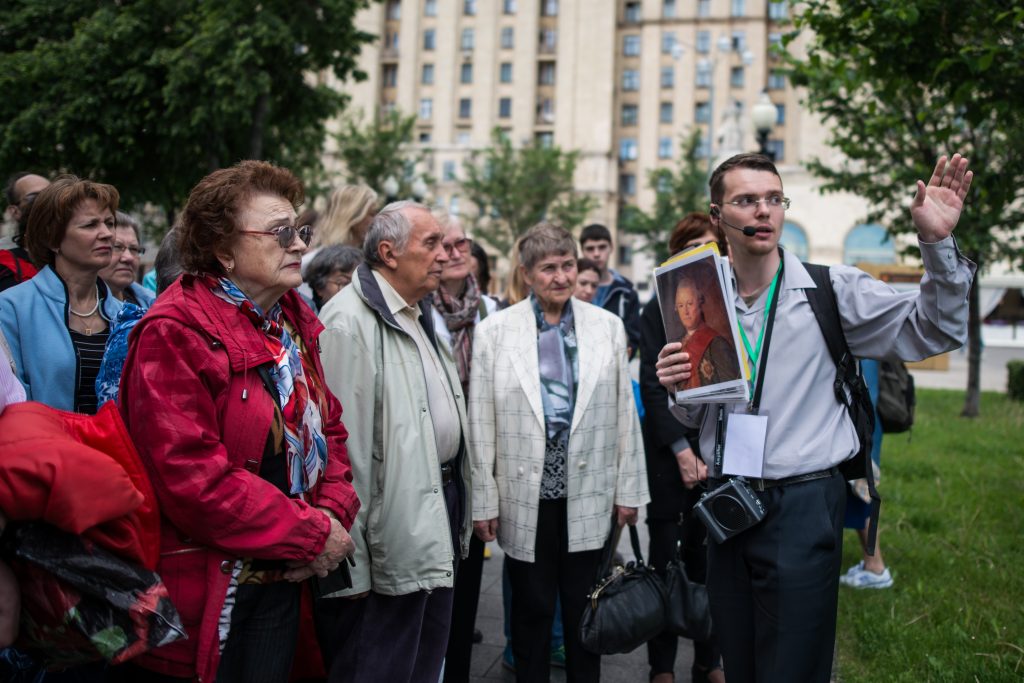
[579,224,640,356]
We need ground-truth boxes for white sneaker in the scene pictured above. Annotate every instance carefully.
[841,561,864,580]
[841,566,893,589]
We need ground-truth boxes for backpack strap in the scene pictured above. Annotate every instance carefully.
[803,263,881,553]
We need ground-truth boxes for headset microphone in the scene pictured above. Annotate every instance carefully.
[711,206,758,237]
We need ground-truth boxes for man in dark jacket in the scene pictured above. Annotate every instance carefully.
[579,223,640,356]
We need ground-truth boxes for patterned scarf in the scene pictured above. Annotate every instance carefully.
[208,277,327,496]
[434,274,482,391]
[532,295,578,440]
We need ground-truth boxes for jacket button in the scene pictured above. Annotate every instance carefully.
[433,488,439,494]
[578,460,587,469]
[220,560,233,574]
[517,466,525,475]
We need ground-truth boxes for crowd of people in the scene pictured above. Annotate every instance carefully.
[0,148,973,683]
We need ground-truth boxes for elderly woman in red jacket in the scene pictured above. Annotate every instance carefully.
[119,160,359,683]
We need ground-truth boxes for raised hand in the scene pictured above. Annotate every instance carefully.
[911,153,974,242]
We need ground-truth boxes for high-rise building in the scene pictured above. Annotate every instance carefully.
[330,0,887,291]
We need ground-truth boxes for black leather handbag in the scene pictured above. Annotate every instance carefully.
[664,541,712,641]
[579,522,668,655]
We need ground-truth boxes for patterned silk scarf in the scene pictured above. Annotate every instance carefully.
[532,295,578,440]
[208,277,327,496]
[434,274,482,390]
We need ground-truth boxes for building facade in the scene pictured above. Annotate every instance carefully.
[330,0,892,294]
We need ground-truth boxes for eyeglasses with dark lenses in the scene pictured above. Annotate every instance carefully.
[240,224,314,248]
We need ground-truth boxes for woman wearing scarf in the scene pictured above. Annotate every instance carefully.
[429,215,496,683]
[118,161,360,683]
[469,223,649,683]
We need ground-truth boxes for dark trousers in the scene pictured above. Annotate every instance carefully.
[322,477,461,683]
[505,499,603,683]
[443,533,485,683]
[646,515,721,678]
[706,470,846,683]
[217,581,302,683]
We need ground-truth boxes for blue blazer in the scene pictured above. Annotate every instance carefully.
[0,265,122,411]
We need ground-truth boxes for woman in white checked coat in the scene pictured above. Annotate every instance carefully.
[469,223,649,683]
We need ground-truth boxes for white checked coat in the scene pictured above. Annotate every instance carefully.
[468,298,650,562]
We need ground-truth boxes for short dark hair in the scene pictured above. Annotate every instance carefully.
[668,212,727,257]
[579,223,612,247]
[178,160,304,276]
[470,241,491,293]
[304,244,364,293]
[24,175,120,268]
[708,153,781,205]
[576,257,600,277]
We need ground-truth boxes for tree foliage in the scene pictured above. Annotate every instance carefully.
[784,0,1024,416]
[0,0,372,227]
[619,129,707,265]
[332,109,432,200]
[461,130,596,256]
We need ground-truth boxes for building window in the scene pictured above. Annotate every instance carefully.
[662,32,676,55]
[623,35,641,57]
[768,69,786,90]
[659,102,673,124]
[697,136,711,158]
[423,29,436,50]
[541,0,558,17]
[620,173,637,196]
[768,32,783,54]
[622,69,639,91]
[844,223,895,265]
[695,101,711,123]
[540,29,557,53]
[780,222,809,261]
[767,139,784,161]
[501,27,514,49]
[443,161,457,181]
[619,137,638,161]
[696,63,711,88]
[504,0,517,14]
[500,62,513,83]
[385,31,399,51]
[419,131,432,143]
[621,103,638,126]
[422,64,434,85]
[663,0,677,18]
[536,132,554,148]
[732,31,746,53]
[768,0,789,21]
[386,0,400,20]
[698,0,711,17]
[425,0,437,16]
[775,103,785,125]
[537,97,554,123]
[382,100,396,115]
[382,64,397,88]
[731,0,745,17]
[419,98,433,120]
[499,97,512,119]
[658,136,673,159]
[538,62,556,85]
[461,62,473,84]
[619,245,633,266]
[660,65,674,89]
[464,0,477,15]
[456,131,471,145]
[449,194,460,213]
[459,98,472,118]
[730,66,745,88]
[695,31,710,54]
[461,28,475,51]
[624,1,641,23]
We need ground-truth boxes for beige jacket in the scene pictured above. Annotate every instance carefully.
[469,298,649,562]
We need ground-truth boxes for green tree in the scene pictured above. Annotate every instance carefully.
[0,0,372,230]
[332,109,432,200]
[784,0,1024,417]
[461,130,596,256]
[619,129,707,265]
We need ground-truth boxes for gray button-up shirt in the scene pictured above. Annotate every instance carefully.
[670,237,975,479]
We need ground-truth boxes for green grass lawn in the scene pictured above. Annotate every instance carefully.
[836,389,1024,682]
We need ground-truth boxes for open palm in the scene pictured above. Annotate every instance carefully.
[911,154,974,242]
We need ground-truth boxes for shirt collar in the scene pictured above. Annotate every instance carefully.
[372,269,419,319]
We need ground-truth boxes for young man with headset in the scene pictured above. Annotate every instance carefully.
[655,152,974,681]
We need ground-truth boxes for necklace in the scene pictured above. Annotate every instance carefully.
[69,284,100,335]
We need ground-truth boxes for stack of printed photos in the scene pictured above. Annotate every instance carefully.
[653,243,749,404]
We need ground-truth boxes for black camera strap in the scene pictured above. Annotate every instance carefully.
[712,254,785,478]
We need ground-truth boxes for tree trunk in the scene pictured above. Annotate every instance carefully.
[249,93,269,160]
[961,266,982,417]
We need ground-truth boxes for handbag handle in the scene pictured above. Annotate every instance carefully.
[593,515,648,583]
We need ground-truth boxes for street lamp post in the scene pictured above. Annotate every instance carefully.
[751,90,777,160]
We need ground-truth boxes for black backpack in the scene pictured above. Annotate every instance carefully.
[877,360,915,433]
[803,263,881,553]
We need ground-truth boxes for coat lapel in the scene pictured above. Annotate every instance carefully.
[507,303,545,430]
[571,301,606,435]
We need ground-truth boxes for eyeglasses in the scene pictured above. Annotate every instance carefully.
[441,237,471,255]
[240,224,313,249]
[723,195,791,211]
[112,243,146,257]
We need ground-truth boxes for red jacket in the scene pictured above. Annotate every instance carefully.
[118,275,359,683]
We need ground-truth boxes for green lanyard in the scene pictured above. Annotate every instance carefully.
[736,263,783,388]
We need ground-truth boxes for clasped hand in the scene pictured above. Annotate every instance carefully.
[284,513,355,582]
